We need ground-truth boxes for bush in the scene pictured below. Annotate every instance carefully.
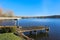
[0,26,17,33]
[10,26,17,33]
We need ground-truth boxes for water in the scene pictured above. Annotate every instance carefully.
[0,19,60,40]
[18,19,60,40]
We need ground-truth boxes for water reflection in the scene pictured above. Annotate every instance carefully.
[24,32,49,40]
[0,20,15,26]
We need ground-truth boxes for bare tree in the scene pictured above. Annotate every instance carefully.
[6,10,14,17]
[0,8,14,17]
[0,8,3,17]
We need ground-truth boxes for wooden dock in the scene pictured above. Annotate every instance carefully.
[15,26,49,40]
[16,26,49,33]
[0,26,49,33]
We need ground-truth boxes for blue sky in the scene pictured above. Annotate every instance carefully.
[0,0,60,16]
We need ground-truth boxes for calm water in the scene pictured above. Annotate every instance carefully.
[0,19,60,40]
[19,19,60,40]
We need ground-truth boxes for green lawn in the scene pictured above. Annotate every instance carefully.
[0,33,25,40]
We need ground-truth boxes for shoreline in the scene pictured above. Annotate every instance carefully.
[14,31,33,40]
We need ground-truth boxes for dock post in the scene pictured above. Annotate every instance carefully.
[30,31,32,35]
[14,19,17,26]
[17,18,20,28]
[36,31,37,37]
[45,27,49,32]
[34,30,37,36]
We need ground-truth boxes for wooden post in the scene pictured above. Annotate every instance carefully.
[30,31,32,35]
[17,18,20,28]
[45,27,49,32]
[36,31,37,37]
[14,19,17,26]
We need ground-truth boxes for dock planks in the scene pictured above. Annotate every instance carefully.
[16,26,49,32]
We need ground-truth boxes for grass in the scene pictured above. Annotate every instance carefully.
[0,33,25,40]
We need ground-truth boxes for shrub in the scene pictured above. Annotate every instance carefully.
[0,26,17,33]
[9,26,17,33]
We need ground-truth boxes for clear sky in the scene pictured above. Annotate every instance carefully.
[0,0,60,16]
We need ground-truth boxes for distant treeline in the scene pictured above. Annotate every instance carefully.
[21,15,60,19]
[40,15,60,18]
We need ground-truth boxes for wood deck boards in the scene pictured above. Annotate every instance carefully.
[17,26,49,32]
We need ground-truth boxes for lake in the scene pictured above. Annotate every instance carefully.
[0,19,60,40]
[18,19,60,40]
